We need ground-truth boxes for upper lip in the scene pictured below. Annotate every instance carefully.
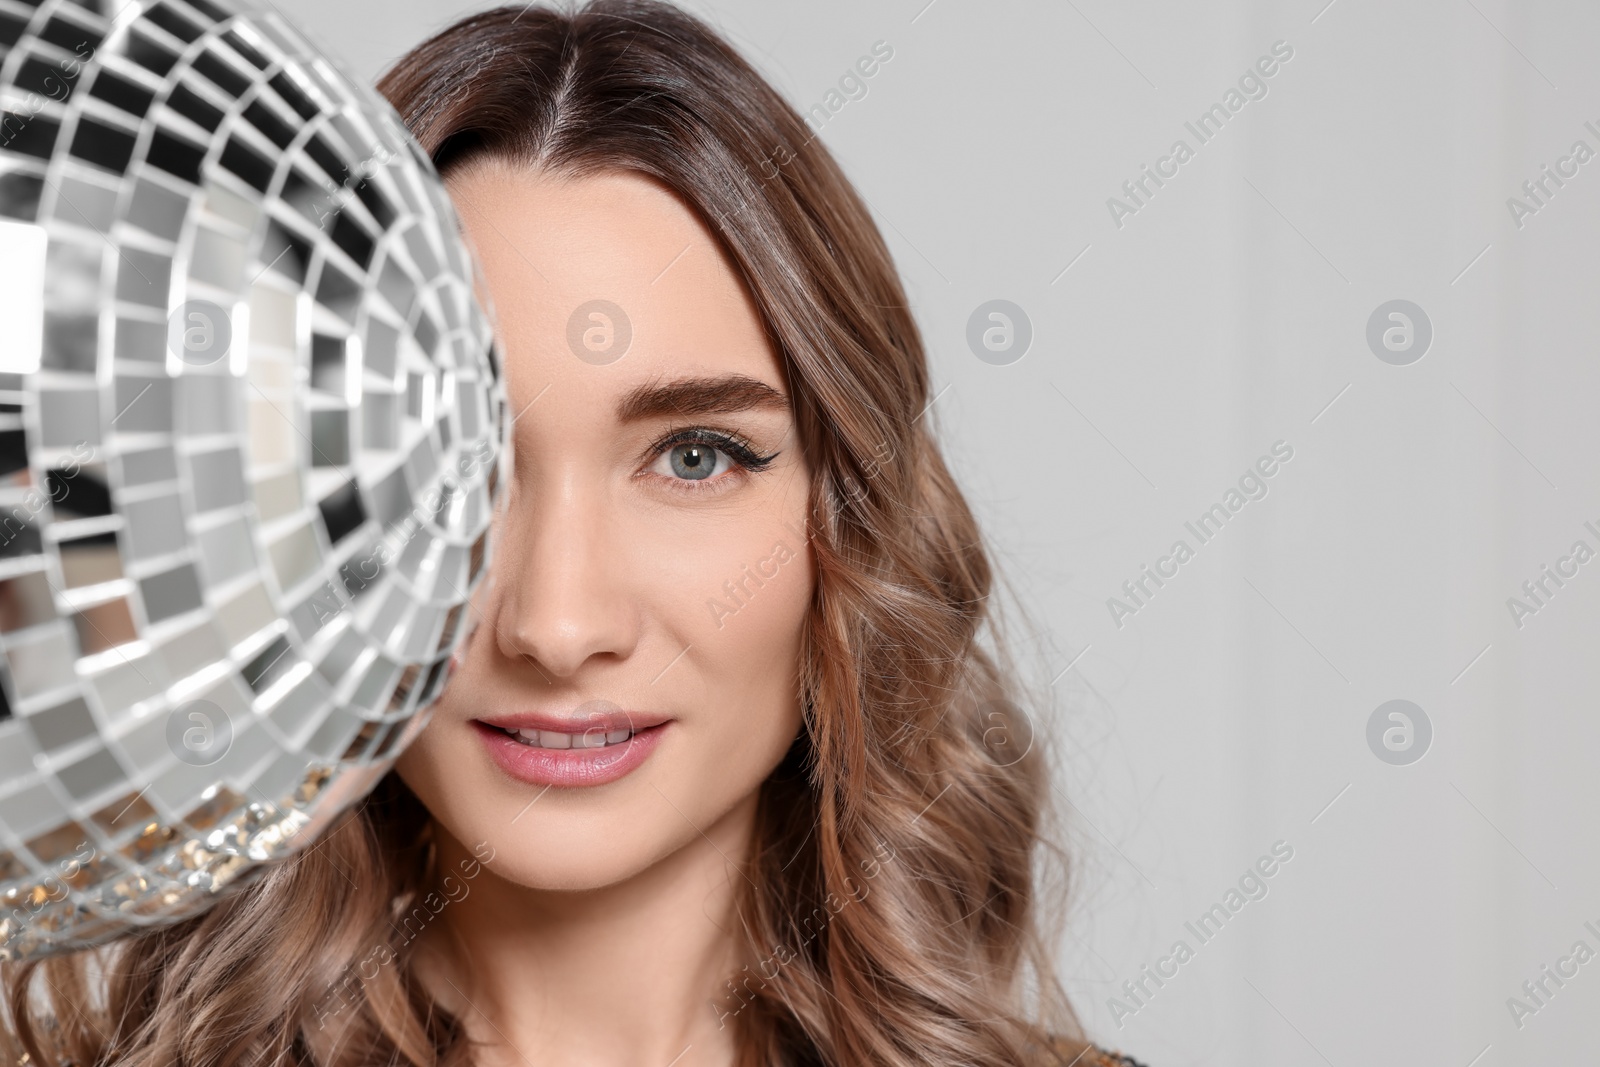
[475,708,671,734]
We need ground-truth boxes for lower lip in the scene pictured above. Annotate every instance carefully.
[471,720,667,788]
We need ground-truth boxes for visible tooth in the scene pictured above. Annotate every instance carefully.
[606,730,629,744]
[515,728,540,743]
[574,730,606,749]
[539,730,572,749]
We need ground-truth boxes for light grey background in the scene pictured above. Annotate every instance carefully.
[270,0,1600,1063]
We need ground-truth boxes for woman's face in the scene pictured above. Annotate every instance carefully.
[395,165,814,890]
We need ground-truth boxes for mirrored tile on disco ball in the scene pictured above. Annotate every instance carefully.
[119,446,178,487]
[23,695,97,755]
[168,79,228,133]
[0,173,46,221]
[0,520,43,560]
[122,493,185,560]
[113,316,167,364]
[0,570,57,633]
[196,516,256,586]
[189,225,250,290]
[71,599,139,656]
[138,563,203,624]
[113,248,171,308]
[173,374,234,435]
[110,374,172,435]
[144,126,207,185]
[57,531,122,588]
[68,116,138,175]
[47,464,112,520]
[41,313,99,374]
[87,68,157,120]
[55,746,130,802]
[126,178,191,239]
[186,446,247,512]
[38,8,106,53]
[88,655,164,716]
[52,176,117,234]
[154,620,228,682]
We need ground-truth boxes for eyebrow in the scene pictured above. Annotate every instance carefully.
[615,374,790,423]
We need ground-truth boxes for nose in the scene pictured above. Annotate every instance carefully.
[487,469,640,680]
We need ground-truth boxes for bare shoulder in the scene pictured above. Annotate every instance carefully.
[1040,1035,1151,1067]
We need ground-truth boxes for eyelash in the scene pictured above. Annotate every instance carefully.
[641,426,780,494]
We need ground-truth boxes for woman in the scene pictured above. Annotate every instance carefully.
[3,2,1145,1064]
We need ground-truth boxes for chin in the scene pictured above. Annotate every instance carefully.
[485,811,705,892]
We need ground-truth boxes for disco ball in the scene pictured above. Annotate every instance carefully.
[0,0,505,960]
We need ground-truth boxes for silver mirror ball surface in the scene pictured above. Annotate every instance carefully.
[0,0,505,961]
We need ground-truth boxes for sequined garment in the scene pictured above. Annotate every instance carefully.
[1080,1048,1148,1067]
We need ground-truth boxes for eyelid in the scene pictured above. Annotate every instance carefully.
[642,425,779,473]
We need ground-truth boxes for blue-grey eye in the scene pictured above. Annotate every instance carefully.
[646,428,778,485]
[667,442,725,480]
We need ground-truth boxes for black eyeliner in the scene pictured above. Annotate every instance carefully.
[649,426,780,472]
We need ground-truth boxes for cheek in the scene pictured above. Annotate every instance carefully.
[696,540,812,699]
[391,712,448,828]
[657,512,814,774]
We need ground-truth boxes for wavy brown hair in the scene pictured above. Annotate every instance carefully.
[1,2,1083,1065]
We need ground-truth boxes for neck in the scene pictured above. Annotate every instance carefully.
[413,794,757,1067]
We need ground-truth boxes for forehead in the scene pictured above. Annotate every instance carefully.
[443,164,784,413]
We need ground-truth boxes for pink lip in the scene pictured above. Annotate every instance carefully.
[471,701,670,788]
[477,705,670,735]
